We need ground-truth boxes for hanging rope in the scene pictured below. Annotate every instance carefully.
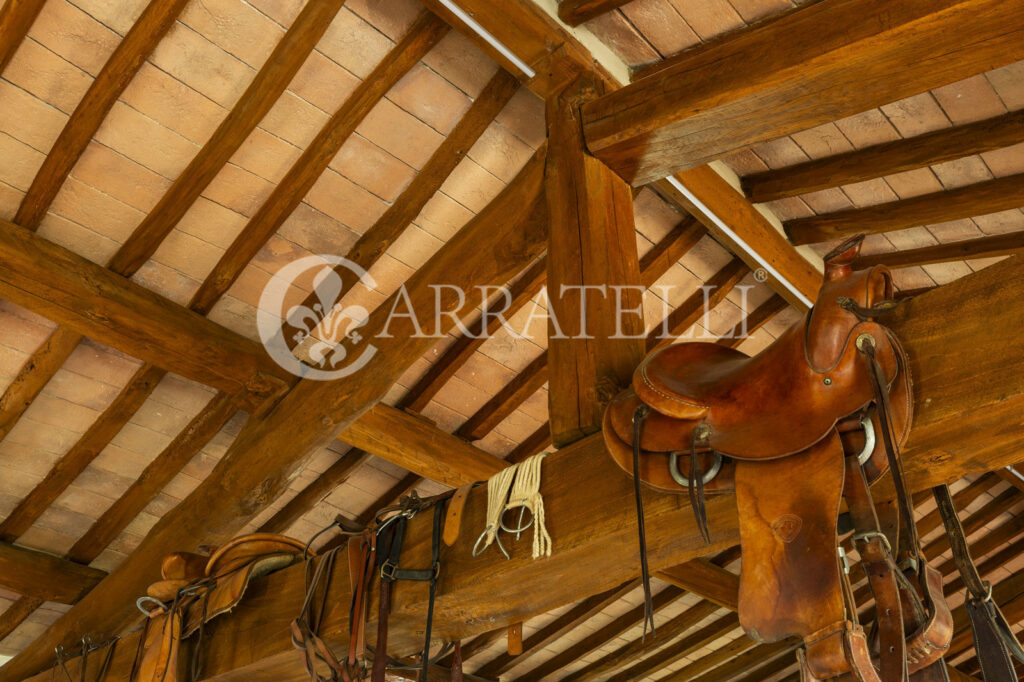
[472,453,552,559]
[505,453,551,559]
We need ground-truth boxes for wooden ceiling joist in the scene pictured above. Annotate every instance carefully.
[0,326,81,441]
[856,232,1024,269]
[653,166,820,310]
[473,580,637,678]
[557,0,634,26]
[0,542,104,605]
[742,109,1024,203]
[655,558,740,611]
[517,585,687,681]
[257,449,371,535]
[0,0,44,75]
[13,0,190,230]
[718,294,787,348]
[786,172,1024,245]
[638,216,705,289]
[338,404,504,486]
[581,0,1024,184]
[105,0,348,278]
[0,145,550,682]
[604,609,737,681]
[647,257,748,351]
[687,640,796,682]
[0,218,291,411]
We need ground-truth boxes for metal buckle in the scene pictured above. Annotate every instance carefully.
[136,596,168,616]
[669,450,723,487]
[380,560,398,581]
[856,412,876,466]
[838,546,851,575]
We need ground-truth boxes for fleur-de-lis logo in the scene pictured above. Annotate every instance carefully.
[258,256,377,381]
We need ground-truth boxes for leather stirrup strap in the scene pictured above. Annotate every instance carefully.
[689,425,711,544]
[934,483,1024,680]
[450,640,463,682]
[631,405,656,637]
[844,456,908,681]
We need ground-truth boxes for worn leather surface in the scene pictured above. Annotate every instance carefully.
[905,564,953,672]
[967,598,1021,682]
[736,431,846,642]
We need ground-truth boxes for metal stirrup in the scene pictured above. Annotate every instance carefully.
[669,450,723,487]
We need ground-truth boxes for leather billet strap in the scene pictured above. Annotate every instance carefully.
[631,405,656,637]
[844,456,908,682]
[933,483,1024,680]
[290,548,346,682]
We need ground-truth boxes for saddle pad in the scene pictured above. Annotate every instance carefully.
[736,429,846,642]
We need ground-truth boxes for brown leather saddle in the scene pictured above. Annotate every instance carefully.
[133,533,306,682]
[604,236,953,681]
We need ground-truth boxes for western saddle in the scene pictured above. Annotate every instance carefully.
[605,235,955,680]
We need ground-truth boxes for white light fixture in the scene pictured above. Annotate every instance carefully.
[665,175,814,309]
[436,0,536,79]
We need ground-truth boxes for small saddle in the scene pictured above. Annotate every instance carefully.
[603,235,951,681]
[134,533,306,682]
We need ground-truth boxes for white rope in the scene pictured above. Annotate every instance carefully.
[506,453,551,558]
[472,453,552,559]
[474,463,519,558]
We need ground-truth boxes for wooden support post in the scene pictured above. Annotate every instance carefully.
[545,76,645,448]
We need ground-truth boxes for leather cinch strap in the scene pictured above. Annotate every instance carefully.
[934,484,1024,681]
[631,405,656,637]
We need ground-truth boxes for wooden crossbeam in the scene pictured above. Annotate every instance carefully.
[0,596,42,642]
[786,173,1024,245]
[718,294,788,348]
[639,216,705,288]
[545,76,645,447]
[856,232,1024,269]
[0,219,291,411]
[582,0,1024,184]
[474,581,637,678]
[743,109,1024,203]
[14,0,189,229]
[0,0,44,74]
[557,0,634,26]
[106,0,348,277]
[0,542,105,605]
[1,145,550,682]
[653,167,820,310]
[339,404,504,486]
[656,559,739,611]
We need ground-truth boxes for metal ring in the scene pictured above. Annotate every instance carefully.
[471,525,509,559]
[136,596,167,616]
[856,412,876,466]
[499,505,534,535]
[669,450,723,487]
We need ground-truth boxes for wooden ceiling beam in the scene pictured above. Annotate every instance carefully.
[0,542,105,604]
[0,326,81,441]
[474,580,637,678]
[14,0,189,229]
[0,596,42,643]
[545,75,645,447]
[557,0,634,27]
[743,109,1024,203]
[786,173,1024,245]
[605,610,739,681]
[652,167,820,310]
[339,404,505,486]
[106,0,348,277]
[582,0,1024,184]
[856,232,1024,269]
[687,640,797,682]
[639,216,706,289]
[257,449,371,535]
[0,0,44,74]
[717,294,788,349]
[655,558,739,611]
[516,585,687,681]
[0,364,166,543]
[0,219,291,411]
[647,257,748,350]
[0,146,549,682]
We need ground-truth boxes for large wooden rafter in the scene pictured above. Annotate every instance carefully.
[580,0,1024,184]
